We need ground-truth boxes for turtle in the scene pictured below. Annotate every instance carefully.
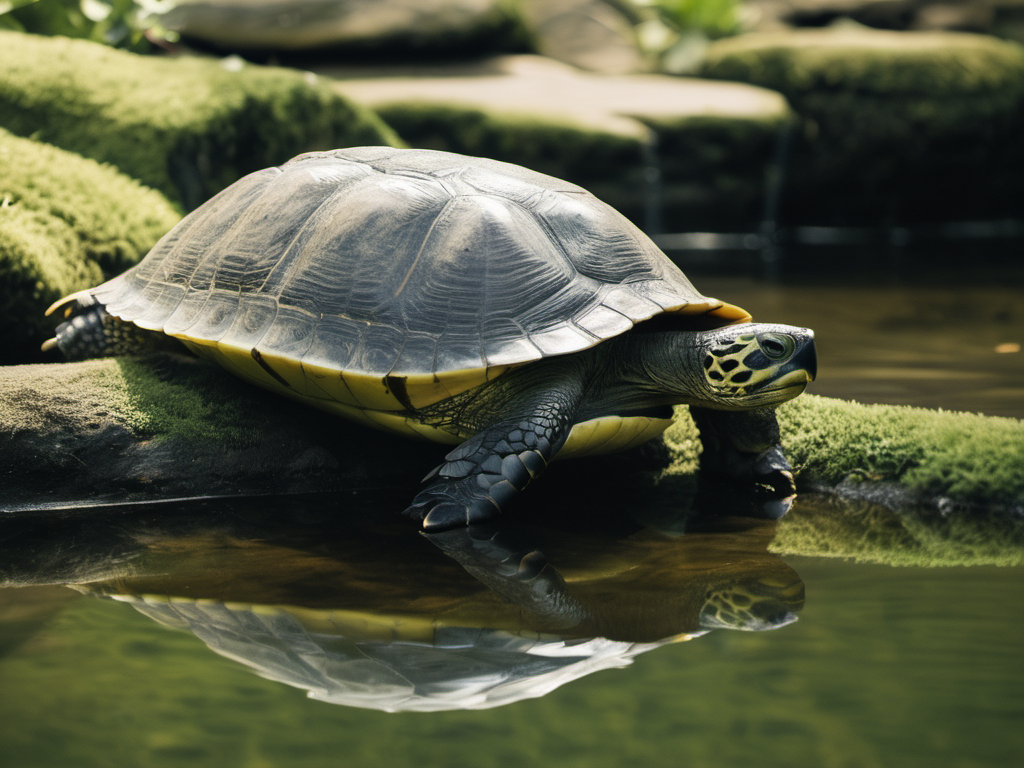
[44,147,816,530]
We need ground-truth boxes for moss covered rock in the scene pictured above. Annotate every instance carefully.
[0,30,400,210]
[329,55,792,230]
[699,27,1024,224]
[366,101,650,223]
[0,355,440,511]
[661,394,1024,513]
[0,129,181,364]
[2,355,1021,571]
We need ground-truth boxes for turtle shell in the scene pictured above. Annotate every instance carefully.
[90,147,750,432]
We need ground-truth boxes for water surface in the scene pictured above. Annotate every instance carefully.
[1,275,1021,768]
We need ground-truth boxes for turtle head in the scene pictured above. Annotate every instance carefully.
[697,323,816,409]
[698,574,805,632]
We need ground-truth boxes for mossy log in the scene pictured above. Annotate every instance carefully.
[699,27,1024,224]
[0,129,182,364]
[1,356,1020,567]
[0,30,400,210]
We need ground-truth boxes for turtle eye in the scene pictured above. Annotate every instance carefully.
[759,333,795,361]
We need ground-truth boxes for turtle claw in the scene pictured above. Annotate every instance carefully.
[405,485,500,531]
[751,446,797,498]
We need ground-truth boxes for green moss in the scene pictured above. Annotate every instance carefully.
[776,395,1024,509]
[771,495,1024,567]
[699,29,1024,223]
[111,357,263,447]
[702,30,1024,95]
[0,30,401,210]
[0,128,180,363]
[0,357,259,447]
[659,395,1024,566]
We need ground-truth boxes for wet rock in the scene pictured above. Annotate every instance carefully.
[155,0,645,73]
[745,0,1024,44]
[327,55,793,230]
[516,0,645,73]
[0,355,436,511]
[158,0,528,59]
[0,30,399,211]
[0,129,181,365]
[2,356,1020,520]
[699,26,1024,224]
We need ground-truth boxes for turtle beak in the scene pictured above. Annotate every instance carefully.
[796,332,817,382]
[758,330,816,396]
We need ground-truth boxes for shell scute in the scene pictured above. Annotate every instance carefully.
[220,294,280,350]
[189,291,241,342]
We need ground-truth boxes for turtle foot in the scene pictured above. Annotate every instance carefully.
[404,416,560,529]
[696,444,798,519]
[750,446,798,498]
[701,444,796,497]
[404,483,501,531]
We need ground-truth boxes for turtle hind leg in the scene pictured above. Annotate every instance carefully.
[689,405,796,516]
[405,406,573,531]
[43,294,178,361]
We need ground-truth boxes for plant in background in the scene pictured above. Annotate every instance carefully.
[633,0,745,73]
[653,0,742,39]
[0,0,177,52]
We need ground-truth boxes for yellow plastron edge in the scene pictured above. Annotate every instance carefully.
[557,413,675,460]
[177,338,509,411]
[180,337,466,442]
[178,297,749,411]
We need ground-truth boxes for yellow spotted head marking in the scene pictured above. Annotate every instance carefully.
[699,577,805,632]
[702,330,805,400]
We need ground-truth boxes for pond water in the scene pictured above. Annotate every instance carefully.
[1,269,1022,768]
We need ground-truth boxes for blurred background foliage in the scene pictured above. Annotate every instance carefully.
[0,0,173,51]
[646,0,741,38]
[0,0,744,57]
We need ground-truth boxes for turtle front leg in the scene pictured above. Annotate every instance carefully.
[689,405,796,499]
[405,402,577,531]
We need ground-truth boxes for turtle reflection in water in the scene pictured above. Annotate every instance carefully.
[77,518,803,712]
[46,148,816,527]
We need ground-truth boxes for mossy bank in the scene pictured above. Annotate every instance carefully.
[700,27,1024,224]
[0,30,400,210]
[1,357,1020,567]
[0,129,181,364]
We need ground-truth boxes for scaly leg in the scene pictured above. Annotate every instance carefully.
[689,405,795,498]
[405,397,579,531]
